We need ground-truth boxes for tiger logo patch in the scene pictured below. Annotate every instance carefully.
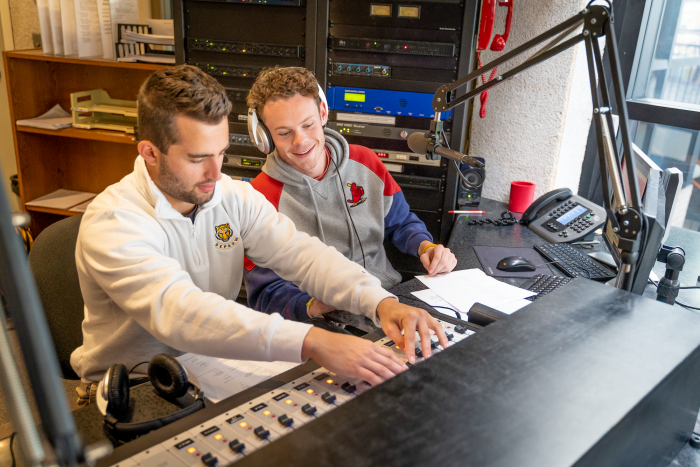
[214,223,240,250]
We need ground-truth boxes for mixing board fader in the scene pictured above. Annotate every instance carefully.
[106,315,476,467]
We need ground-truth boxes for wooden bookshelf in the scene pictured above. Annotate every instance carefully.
[3,49,165,234]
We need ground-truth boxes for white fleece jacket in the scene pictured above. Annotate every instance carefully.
[70,156,394,381]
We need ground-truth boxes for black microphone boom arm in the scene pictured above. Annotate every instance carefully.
[423,2,644,292]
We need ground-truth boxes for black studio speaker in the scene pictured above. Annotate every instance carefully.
[457,158,485,207]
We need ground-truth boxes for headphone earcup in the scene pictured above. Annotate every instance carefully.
[107,364,130,417]
[257,121,275,154]
[148,354,189,399]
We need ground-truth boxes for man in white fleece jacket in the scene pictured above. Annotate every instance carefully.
[71,65,447,404]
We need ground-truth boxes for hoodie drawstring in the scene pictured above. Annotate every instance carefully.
[304,178,326,244]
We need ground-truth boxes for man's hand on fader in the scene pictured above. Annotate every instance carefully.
[376,298,449,364]
[301,327,408,386]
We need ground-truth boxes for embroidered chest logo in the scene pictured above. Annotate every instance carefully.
[214,223,240,250]
[346,182,367,207]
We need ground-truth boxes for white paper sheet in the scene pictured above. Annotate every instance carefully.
[60,0,78,55]
[16,104,73,130]
[48,0,65,55]
[496,299,532,315]
[416,269,536,314]
[177,353,300,403]
[108,0,139,55]
[37,0,54,54]
[410,289,464,320]
[74,0,102,58]
[96,0,113,59]
[25,189,96,209]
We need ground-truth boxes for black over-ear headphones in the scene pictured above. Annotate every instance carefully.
[247,68,328,155]
[96,354,204,439]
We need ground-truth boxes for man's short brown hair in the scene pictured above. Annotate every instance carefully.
[247,67,320,120]
[137,64,232,153]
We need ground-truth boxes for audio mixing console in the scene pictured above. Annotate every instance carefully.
[101,313,478,467]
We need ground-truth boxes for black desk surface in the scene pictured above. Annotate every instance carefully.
[77,197,700,467]
[394,197,700,467]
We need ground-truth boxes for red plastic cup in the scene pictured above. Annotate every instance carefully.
[509,181,536,213]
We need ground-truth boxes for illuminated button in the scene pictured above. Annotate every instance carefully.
[262,410,271,416]
[306,389,314,394]
[285,399,294,405]
[213,434,223,441]
[326,379,334,384]
[239,422,248,428]
[187,447,197,454]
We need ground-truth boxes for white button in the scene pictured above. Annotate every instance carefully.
[395,154,407,160]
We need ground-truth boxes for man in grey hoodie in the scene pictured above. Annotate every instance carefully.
[243,67,457,321]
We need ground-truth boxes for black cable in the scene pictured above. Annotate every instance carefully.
[331,154,367,270]
[128,361,149,375]
[647,279,700,310]
[9,432,16,467]
[395,293,462,320]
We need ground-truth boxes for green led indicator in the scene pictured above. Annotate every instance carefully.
[223,72,227,75]
[222,48,226,51]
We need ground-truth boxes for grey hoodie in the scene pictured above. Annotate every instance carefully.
[244,129,432,321]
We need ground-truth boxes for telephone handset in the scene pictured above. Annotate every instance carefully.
[522,188,607,244]
[477,0,513,52]
[476,0,514,117]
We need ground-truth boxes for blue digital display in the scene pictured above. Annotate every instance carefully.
[557,205,587,225]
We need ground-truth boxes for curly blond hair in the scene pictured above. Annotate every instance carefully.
[247,66,320,120]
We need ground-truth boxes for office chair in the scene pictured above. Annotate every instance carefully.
[28,215,84,380]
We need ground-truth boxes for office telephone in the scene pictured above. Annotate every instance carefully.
[522,188,607,243]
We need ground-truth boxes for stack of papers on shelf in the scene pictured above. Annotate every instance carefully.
[177,353,300,403]
[414,269,535,319]
[122,29,174,45]
[16,104,72,130]
[25,189,96,210]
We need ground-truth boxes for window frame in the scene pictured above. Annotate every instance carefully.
[578,0,700,204]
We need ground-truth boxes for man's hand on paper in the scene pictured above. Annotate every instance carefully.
[376,298,448,364]
[301,328,407,386]
[419,241,458,276]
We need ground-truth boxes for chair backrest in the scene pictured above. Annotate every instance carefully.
[28,215,84,380]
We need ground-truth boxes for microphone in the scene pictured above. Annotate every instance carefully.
[407,132,485,169]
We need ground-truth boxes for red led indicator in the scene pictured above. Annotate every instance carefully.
[377,152,388,158]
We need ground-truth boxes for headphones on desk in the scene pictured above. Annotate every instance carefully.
[96,354,204,439]
[247,68,328,155]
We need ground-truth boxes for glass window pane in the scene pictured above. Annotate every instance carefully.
[633,120,700,231]
[632,0,700,109]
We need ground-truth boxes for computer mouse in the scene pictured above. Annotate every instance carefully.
[496,256,537,272]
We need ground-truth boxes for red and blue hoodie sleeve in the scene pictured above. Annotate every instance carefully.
[349,145,433,257]
[243,173,311,322]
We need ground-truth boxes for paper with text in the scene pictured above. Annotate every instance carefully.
[416,269,536,313]
[177,354,300,403]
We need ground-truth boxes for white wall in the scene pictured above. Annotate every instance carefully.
[469,0,592,204]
